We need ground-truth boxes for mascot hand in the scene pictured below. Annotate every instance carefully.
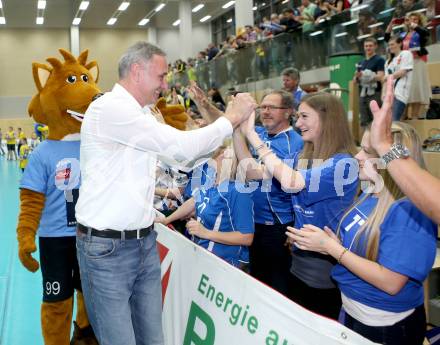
[17,189,45,272]
[17,230,39,272]
[155,97,189,130]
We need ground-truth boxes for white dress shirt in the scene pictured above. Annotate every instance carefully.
[76,83,232,230]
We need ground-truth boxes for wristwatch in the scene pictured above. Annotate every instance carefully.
[381,143,410,166]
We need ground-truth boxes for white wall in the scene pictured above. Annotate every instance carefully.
[157,24,211,62]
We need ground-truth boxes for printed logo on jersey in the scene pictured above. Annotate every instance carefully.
[55,158,80,191]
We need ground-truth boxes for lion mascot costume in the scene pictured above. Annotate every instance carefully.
[17,48,190,345]
[17,49,100,345]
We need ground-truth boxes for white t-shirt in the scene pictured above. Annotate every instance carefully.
[385,50,413,103]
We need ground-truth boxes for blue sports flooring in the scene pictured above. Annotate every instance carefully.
[0,156,43,345]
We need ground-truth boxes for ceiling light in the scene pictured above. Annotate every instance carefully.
[309,30,323,36]
[155,3,165,12]
[138,18,150,26]
[36,17,44,24]
[379,7,394,15]
[252,6,257,10]
[107,17,117,25]
[226,18,232,23]
[79,1,90,10]
[282,0,289,3]
[200,15,211,22]
[172,19,180,26]
[377,36,385,41]
[350,4,369,11]
[118,2,130,11]
[222,1,235,9]
[341,19,358,26]
[335,32,348,37]
[0,0,3,9]
[0,17,5,24]
[37,0,46,9]
[368,22,383,28]
[72,17,81,25]
[357,33,372,40]
[192,4,204,13]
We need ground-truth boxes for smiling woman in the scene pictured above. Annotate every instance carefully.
[240,92,359,319]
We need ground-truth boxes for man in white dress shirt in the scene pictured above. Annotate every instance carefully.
[75,41,256,345]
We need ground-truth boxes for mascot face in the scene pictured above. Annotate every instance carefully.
[28,49,101,140]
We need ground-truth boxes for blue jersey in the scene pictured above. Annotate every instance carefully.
[20,140,81,237]
[333,194,437,312]
[251,126,303,225]
[292,153,359,230]
[183,163,215,201]
[290,152,359,289]
[193,180,254,267]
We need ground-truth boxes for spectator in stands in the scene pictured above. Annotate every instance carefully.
[314,0,332,24]
[233,90,303,295]
[327,0,351,14]
[6,126,17,161]
[239,92,358,320]
[207,87,226,111]
[286,121,436,345]
[384,36,413,121]
[401,0,424,15]
[280,8,301,32]
[245,25,258,42]
[157,143,255,269]
[0,128,4,156]
[354,37,385,129]
[299,0,317,33]
[282,67,307,111]
[207,43,219,61]
[402,12,431,118]
[369,76,440,225]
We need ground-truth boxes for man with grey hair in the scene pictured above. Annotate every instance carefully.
[281,67,307,110]
[75,41,256,345]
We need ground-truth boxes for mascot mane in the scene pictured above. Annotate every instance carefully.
[28,49,100,140]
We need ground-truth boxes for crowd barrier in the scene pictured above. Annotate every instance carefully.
[156,223,377,345]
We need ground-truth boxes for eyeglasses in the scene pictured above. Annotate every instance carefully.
[256,105,289,112]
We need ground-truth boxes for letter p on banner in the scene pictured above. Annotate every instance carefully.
[183,302,215,345]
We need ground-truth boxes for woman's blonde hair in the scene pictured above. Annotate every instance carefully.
[211,139,239,182]
[337,122,425,261]
[298,92,357,167]
[406,12,428,29]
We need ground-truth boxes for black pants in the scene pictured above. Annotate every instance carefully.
[39,236,82,302]
[344,304,426,345]
[287,272,341,320]
[249,222,293,296]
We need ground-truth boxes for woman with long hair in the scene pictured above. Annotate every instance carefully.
[384,35,413,121]
[285,121,436,344]
[239,92,359,319]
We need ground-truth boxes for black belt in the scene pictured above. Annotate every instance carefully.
[77,223,152,239]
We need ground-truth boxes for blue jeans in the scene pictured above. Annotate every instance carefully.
[392,98,407,121]
[76,229,164,345]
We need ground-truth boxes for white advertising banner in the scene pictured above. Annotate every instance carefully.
[156,224,377,345]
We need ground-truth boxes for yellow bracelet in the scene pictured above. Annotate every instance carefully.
[338,248,348,264]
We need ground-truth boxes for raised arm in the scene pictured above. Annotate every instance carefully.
[370,77,440,224]
[241,113,305,191]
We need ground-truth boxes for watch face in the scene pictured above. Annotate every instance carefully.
[393,144,410,157]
